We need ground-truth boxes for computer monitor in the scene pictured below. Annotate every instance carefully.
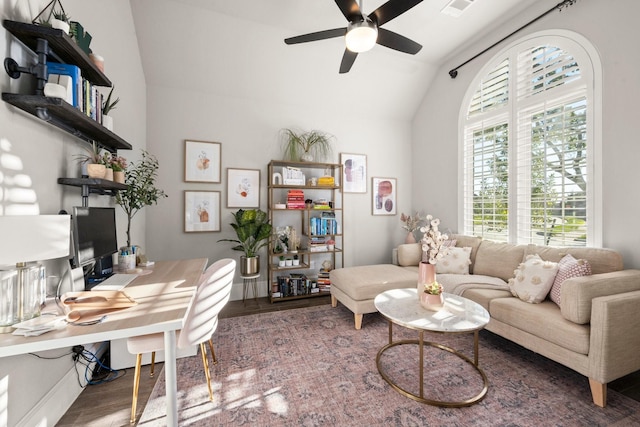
[72,206,118,276]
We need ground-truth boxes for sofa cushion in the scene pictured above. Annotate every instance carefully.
[550,254,592,307]
[509,254,559,303]
[525,244,622,274]
[451,234,483,274]
[397,243,421,267]
[489,298,590,355]
[330,264,417,301]
[474,240,526,281]
[436,247,472,274]
[459,288,512,312]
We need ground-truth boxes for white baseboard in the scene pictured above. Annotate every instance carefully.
[16,343,106,427]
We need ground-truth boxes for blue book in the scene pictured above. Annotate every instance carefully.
[46,62,81,107]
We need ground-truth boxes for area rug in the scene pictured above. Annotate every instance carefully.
[138,304,640,426]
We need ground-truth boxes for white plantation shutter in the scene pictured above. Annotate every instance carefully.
[468,59,509,117]
[462,34,598,246]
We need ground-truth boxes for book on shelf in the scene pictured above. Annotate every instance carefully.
[46,62,81,107]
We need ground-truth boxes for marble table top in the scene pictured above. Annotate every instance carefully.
[374,288,490,333]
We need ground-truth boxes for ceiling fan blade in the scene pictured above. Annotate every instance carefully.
[369,0,423,26]
[376,28,422,54]
[339,49,358,74]
[285,27,347,45]
[334,0,362,22]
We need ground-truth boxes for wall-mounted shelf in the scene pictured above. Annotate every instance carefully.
[2,19,132,153]
[2,19,110,86]
[58,178,127,207]
[3,94,131,150]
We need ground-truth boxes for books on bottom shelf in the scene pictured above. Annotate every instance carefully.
[317,268,331,292]
[272,273,316,298]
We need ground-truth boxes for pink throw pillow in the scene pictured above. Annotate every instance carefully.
[550,254,592,307]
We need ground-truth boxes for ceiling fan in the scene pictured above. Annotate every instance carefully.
[284,0,424,73]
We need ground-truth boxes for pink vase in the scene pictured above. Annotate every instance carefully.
[420,291,444,311]
[405,232,417,244]
[417,262,436,296]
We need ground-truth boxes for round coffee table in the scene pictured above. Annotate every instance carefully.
[374,288,490,407]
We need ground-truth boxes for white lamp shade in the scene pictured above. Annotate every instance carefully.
[345,21,378,53]
[0,215,71,266]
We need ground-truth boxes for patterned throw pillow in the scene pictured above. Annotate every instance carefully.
[549,254,592,307]
[509,254,559,303]
[436,247,472,274]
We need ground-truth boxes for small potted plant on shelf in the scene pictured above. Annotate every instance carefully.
[52,10,70,34]
[285,258,293,267]
[278,255,286,267]
[102,86,120,131]
[292,254,300,266]
[100,151,114,181]
[110,155,127,184]
[75,141,106,179]
[280,128,334,162]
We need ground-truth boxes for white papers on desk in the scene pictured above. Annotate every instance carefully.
[12,315,67,336]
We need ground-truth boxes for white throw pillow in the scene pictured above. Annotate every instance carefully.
[436,247,472,274]
[508,254,559,303]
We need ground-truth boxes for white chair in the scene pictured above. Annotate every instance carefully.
[127,258,236,424]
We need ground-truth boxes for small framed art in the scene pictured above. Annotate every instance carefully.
[227,168,260,208]
[340,152,367,193]
[372,177,397,215]
[184,190,221,232]
[184,140,221,183]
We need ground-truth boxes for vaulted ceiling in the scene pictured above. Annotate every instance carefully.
[131,0,546,121]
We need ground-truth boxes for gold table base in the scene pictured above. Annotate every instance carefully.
[376,322,489,407]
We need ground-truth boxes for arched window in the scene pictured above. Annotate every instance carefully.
[460,31,601,247]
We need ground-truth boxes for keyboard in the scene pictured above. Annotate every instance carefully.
[91,273,138,291]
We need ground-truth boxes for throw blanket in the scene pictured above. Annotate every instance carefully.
[437,274,509,296]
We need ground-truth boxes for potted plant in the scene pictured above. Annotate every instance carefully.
[280,128,334,162]
[115,150,167,248]
[75,141,106,178]
[278,255,286,267]
[52,10,70,34]
[102,86,119,131]
[218,209,273,275]
[292,254,300,266]
[110,154,127,183]
[420,281,444,311]
[100,151,114,181]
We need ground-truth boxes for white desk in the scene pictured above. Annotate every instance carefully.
[0,258,208,427]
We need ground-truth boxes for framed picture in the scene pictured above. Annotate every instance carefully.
[184,191,221,232]
[372,177,397,215]
[340,153,367,193]
[184,140,221,183]
[227,168,260,208]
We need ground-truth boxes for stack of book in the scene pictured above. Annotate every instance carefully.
[282,167,305,185]
[287,190,305,209]
[307,236,327,252]
[317,269,331,292]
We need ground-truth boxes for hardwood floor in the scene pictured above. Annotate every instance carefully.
[56,293,640,426]
[55,295,332,426]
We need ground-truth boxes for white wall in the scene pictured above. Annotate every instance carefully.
[412,0,640,269]
[0,0,145,425]
[131,1,418,298]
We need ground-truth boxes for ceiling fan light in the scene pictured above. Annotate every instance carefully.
[345,20,378,53]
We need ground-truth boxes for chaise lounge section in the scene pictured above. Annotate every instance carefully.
[330,235,640,407]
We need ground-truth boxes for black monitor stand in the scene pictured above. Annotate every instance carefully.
[85,255,114,290]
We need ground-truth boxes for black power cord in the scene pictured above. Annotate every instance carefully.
[71,342,126,387]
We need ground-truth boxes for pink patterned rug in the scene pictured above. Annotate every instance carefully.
[138,304,640,426]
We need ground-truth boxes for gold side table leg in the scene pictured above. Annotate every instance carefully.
[419,330,424,398]
[474,330,479,366]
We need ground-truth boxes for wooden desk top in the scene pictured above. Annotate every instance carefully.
[0,258,208,358]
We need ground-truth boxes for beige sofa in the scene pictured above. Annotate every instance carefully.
[330,235,640,407]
